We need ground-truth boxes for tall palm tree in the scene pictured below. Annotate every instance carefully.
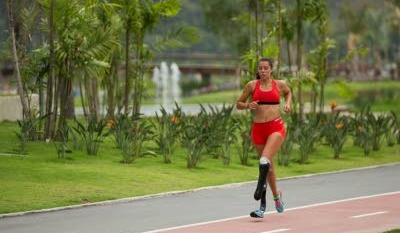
[45,0,55,138]
[294,0,326,118]
[6,0,29,120]
[37,0,119,137]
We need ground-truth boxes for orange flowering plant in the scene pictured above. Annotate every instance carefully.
[151,103,184,164]
[351,105,393,156]
[330,101,338,110]
[322,114,351,159]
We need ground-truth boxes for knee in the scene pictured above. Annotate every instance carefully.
[267,163,275,173]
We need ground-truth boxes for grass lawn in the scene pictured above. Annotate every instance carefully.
[1,80,400,215]
[1,119,400,214]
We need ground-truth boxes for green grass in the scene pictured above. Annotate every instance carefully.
[1,80,400,215]
[0,119,399,214]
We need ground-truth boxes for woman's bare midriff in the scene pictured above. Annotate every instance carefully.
[252,105,281,123]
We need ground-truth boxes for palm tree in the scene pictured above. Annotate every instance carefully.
[45,0,56,138]
[293,0,326,118]
[6,0,29,120]
[37,0,119,138]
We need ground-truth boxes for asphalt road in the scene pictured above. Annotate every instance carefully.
[1,163,399,233]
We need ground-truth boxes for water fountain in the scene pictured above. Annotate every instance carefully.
[152,66,161,104]
[170,62,181,105]
[152,61,182,112]
[160,61,170,107]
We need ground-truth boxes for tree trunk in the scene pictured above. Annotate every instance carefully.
[296,0,304,118]
[7,0,30,120]
[124,25,131,115]
[45,0,56,139]
[79,77,88,119]
[90,77,99,121]
[51,69,61,139]
[276,0,282,80]
[105,55,117,119]
[255,0,259,58]
[132,34,142,117]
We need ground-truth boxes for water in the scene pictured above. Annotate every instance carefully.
[153,61,181,111]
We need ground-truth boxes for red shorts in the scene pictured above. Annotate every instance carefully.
[251,117,286,145]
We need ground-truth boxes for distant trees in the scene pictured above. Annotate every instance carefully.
[201,0,400,118]
[4,0,400,142]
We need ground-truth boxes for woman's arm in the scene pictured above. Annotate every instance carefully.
[236,82,253,110]
[278,80,292,113]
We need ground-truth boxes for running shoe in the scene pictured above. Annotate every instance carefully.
[274,191,284,213]
[250,209,264,218]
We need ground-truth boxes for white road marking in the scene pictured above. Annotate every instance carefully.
[351,211,388,218]
[139,191,400,233]
[260,229,291,233]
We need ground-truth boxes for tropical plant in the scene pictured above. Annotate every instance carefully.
[151,103,183,163]
[120,116,155,164]
[292,114,321,164]
[386,111,398,147]
[367,112,390,151]
[35,0,119,140]
[180,115,210,168]
[219,113,238,166]
[53,120,71,159]
[322,113,351,159]
[277,131,293,166]
[72,117,109,156]
[234,113,254,166]
[198,104,235,159]
[6,0,30,121]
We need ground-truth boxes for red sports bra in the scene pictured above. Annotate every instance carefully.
[252,79,280,105]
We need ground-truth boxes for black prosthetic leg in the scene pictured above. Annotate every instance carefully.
[260,186,266,211]
[254,163,270,201]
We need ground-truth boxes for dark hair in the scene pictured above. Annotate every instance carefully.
[256,57,274,79]
[259,57,273,69]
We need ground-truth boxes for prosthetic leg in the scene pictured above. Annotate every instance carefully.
[254,157,270,201]
[250,157,270,218]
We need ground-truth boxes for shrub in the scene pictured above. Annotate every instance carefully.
[234,114,254,166]
[151,103,183,163]
[322,113,352,159]
[72,117,109,156]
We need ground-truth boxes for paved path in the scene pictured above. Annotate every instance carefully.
[145,192,400,233]
[1,163,399,233]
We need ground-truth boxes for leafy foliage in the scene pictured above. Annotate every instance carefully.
[151,103,184,163]
[72,117,109,156]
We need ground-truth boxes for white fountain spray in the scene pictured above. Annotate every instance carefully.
[152,66,161,104]
[160,61,170,107]
[170,62,181,105]
[153,61,182,112]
